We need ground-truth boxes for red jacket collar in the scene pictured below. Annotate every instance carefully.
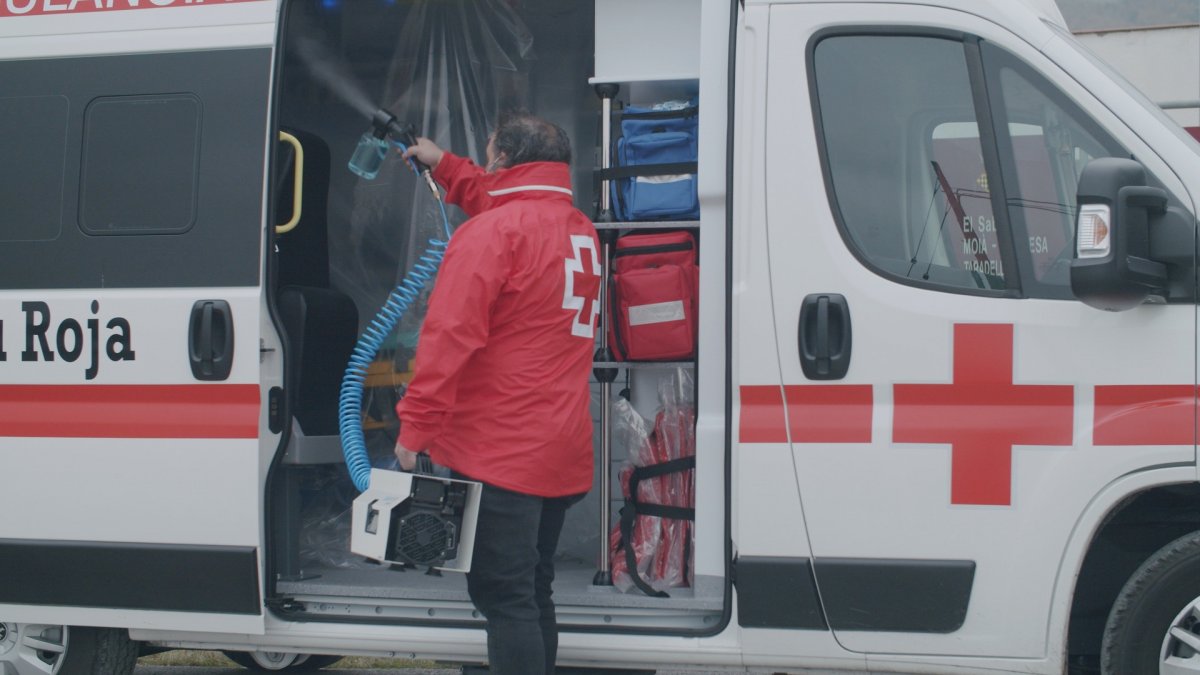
[475,161,574,206]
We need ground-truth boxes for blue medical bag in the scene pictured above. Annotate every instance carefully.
[609,101,699,221]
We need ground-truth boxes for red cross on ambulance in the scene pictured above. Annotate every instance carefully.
[892,323,1072,506]
[740,322,1199,507]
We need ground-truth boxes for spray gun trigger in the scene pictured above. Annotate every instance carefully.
[365,107,438,197]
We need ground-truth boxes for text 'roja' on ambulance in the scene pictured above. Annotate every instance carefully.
[1,0,1198,673]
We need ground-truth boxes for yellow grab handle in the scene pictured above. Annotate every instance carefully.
[275,131,304,234]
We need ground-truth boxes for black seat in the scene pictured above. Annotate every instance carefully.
[274,285,358,578]
[277,285,359,440]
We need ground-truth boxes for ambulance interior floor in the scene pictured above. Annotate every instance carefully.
[276,560,724,611]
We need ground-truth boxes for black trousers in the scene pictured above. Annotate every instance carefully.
[456,473,584,675]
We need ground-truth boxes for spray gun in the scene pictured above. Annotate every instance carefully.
[348,108,442,201]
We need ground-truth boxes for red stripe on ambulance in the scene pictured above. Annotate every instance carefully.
[783,385,872,443]
[0,384,259,439]
[739,328,1199,506]
[738,385,788,443]
[738,384,871,443]
[1094,385,1197,446]
[0,0,267,18]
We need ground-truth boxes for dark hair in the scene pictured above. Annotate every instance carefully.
[491,110,572,168]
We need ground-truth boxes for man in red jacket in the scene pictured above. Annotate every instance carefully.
[394,112,599,675]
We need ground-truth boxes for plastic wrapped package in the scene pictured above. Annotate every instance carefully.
[609,369,696,595]
[649,369,695,592]
[650,405,694,591]
[609,397,661,593]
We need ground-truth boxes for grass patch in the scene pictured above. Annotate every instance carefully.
[138,649,444,669]
[139,650,235,667]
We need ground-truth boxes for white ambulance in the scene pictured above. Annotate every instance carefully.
[1,0,1198,674]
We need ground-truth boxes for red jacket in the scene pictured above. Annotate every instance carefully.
[396,152,600,497]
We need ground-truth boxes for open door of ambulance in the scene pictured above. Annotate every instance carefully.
[0,3,277,637]
[760,2,1197,662]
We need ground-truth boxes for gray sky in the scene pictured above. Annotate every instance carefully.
[1056,0,1199,32]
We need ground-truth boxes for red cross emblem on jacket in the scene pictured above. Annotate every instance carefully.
[563,235,602,338]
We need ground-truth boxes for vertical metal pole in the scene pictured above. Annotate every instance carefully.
[594,264,613,585]
[598,89,615,217]
[592,83,619,586]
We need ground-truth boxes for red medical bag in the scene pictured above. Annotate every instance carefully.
[608,231,698,361]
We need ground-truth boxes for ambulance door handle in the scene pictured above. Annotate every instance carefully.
[798,293,851,380]
[189,300,234,381]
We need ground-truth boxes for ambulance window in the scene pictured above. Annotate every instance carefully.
[80,95,201,235]
[0,50,266,290]
[813,35,1008,294]
[980,43,1127,299]
[0,95,69,242]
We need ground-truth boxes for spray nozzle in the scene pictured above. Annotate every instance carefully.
[372,110,420,154]
[348,109,441,200]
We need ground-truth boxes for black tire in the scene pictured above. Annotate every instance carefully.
[1101,530,1200,674]
[0,624,136,675]
[222,650,342,671]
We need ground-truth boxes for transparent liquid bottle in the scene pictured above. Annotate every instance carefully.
[348,133,389,180]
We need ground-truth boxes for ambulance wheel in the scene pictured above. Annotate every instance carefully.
[0,623,137,675]
[1101,531,1200,674]
[223,650,342,671]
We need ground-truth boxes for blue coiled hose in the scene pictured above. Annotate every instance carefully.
[339,142,453,492]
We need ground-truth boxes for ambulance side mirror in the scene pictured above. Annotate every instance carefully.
[1070,158,1191,311]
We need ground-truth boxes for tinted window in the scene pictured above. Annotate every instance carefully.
[80,95,201,235]
[0,95,69,242]
[814,33,1135,300]
[983,43,1127,297]
[813,35,1006,293]
[0,49,269,289]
